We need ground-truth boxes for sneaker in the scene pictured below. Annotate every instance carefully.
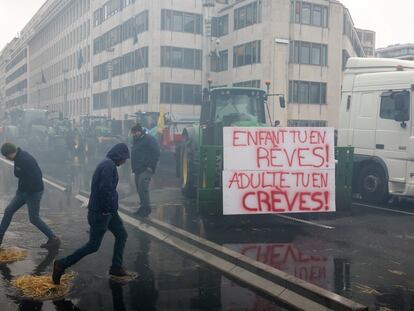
[41,236,61,249]
[52,260,65,285]
[135,208,151,218]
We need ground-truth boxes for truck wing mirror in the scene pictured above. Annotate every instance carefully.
[279,96,286,108]
[393,92,409,126]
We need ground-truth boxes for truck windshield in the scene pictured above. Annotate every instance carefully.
[214,90,264,124]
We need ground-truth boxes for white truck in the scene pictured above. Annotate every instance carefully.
[338,58,414,203]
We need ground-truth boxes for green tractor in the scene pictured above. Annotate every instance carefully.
[177,86,285,212]
[77,116,123,161]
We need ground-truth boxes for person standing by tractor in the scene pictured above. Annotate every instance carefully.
[52,143,131,284]
[0,143,61,248]
[130,124,160,217]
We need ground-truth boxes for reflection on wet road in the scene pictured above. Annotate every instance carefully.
[2,150,414,310]
[0,163,290,311]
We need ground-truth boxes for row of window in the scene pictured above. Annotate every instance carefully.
[34,46,90,86]
[287,119,327,127]
[31,0,90,55]
[94,0,135,27]
[161,9,203,35]
[290,41,328,66]
[31,20,91,73]
[6,49,27,72]
[233,40,261,68]
[93,83,148,110]
[234,1,262,31]
[289,80,327,105]
[33,72,91,104]
[6,94,27,109]
[160,83,202,105]
[290,1,328,28]
[93,47,148,82]
[161,46,202,70]
[343,14,364,57]
[6,79,27,97]
[93,10,148,55]
[6,64,27,85]
[211,50,229,72]
[378,48,414,58]
[233,80,261,88]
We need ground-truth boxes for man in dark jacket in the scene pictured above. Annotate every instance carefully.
[130,124,160,217]
[52,143,131,284]
[0,143,60,248]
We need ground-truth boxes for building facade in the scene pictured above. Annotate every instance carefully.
[208,0,365,127]
[376,43,414,61]
[356,28,376,57]
[0,0,367,128]
[2,38,29,111]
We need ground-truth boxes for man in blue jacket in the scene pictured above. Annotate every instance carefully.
[0,143,60,248]
[52,143,130,284]
[130,124,160,217]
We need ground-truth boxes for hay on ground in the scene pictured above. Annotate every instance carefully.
[0,247,28,263]
[11,272,75,300]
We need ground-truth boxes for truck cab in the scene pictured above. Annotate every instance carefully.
[338,58,414,203]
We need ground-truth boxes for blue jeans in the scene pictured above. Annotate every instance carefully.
[0,191,54,239]
[60,210,128,269]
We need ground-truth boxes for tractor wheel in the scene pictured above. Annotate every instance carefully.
[359,164,389,204]
[180,141,196,198]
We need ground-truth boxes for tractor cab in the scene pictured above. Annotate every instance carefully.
[200,87,267,145]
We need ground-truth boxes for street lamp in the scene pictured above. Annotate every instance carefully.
[106,47,115,119]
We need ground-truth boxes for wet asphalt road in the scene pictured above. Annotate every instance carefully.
[3,152,414,310]
[0,163,291,311]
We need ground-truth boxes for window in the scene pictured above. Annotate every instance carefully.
[290,41,327,66]
[211,15,229,37]
[161,9,202,34]
[160,83,202,105]
[290,1,328,27]
[93,0,135,27]
[161,46,202,70]
[380,91,410,120]
[234,2,262,31]
[289,80,327,104]
[211,50,228,72]
[233,80,261,88]
[302,3,311,25]
[93,83,148,110]
[93,47,148,82]
[300,42,310,64]
[288,120,327,127]
[93,10,148,55]
[233,41,261,67]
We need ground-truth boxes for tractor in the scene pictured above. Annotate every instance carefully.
[76,116,123,161]
[177,86,286,213]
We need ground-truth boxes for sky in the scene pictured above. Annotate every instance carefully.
[0,0,412,51]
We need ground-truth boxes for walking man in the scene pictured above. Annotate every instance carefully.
[130,124,160,217]
[0,143,60,248]
[52,143,131,284]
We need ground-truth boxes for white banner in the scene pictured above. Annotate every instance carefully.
[223,127,336,215]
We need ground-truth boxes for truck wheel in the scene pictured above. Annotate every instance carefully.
[180,142,196,198]
[359,164,389,204]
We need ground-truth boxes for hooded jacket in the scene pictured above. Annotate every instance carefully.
[88,143,130,214]
[14,148,44,193]
[131,133,160,174]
